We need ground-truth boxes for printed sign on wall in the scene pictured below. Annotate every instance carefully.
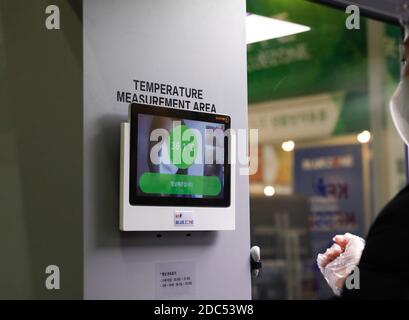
[155,261,195,299]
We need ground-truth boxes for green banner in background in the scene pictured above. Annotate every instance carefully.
[247,0,400,136]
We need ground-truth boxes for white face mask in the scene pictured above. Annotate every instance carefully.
[390,77,409,145]
[390,24,409,146]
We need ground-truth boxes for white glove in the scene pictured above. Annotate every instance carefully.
[317,233,365,296]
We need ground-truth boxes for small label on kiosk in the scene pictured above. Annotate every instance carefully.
[174,211,195,226]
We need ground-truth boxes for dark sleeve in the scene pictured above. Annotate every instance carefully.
[341,190,409,300]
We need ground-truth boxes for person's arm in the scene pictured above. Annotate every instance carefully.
[341,198,409,299]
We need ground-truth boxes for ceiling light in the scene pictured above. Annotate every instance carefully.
[264,185,275,197]
[281,140,295,152]
[246,13,310,44]
[357,130,371,144]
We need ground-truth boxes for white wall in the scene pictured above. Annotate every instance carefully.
[83,0,251,299]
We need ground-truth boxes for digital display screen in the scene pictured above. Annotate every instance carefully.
[129,104,230,207]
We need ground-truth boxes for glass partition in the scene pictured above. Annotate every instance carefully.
[247,0,403,299]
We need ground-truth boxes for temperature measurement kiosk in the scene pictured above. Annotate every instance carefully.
[120,103,235,231]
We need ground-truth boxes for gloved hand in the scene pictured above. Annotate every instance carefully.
[317,233,365,296]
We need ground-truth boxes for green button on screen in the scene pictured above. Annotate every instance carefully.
[139,172,221,196]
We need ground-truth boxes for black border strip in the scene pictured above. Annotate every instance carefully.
[310,0,400,26]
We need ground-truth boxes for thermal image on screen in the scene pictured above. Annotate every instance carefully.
[136,113,226,199]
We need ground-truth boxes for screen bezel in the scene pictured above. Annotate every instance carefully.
[129,103,231,207]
